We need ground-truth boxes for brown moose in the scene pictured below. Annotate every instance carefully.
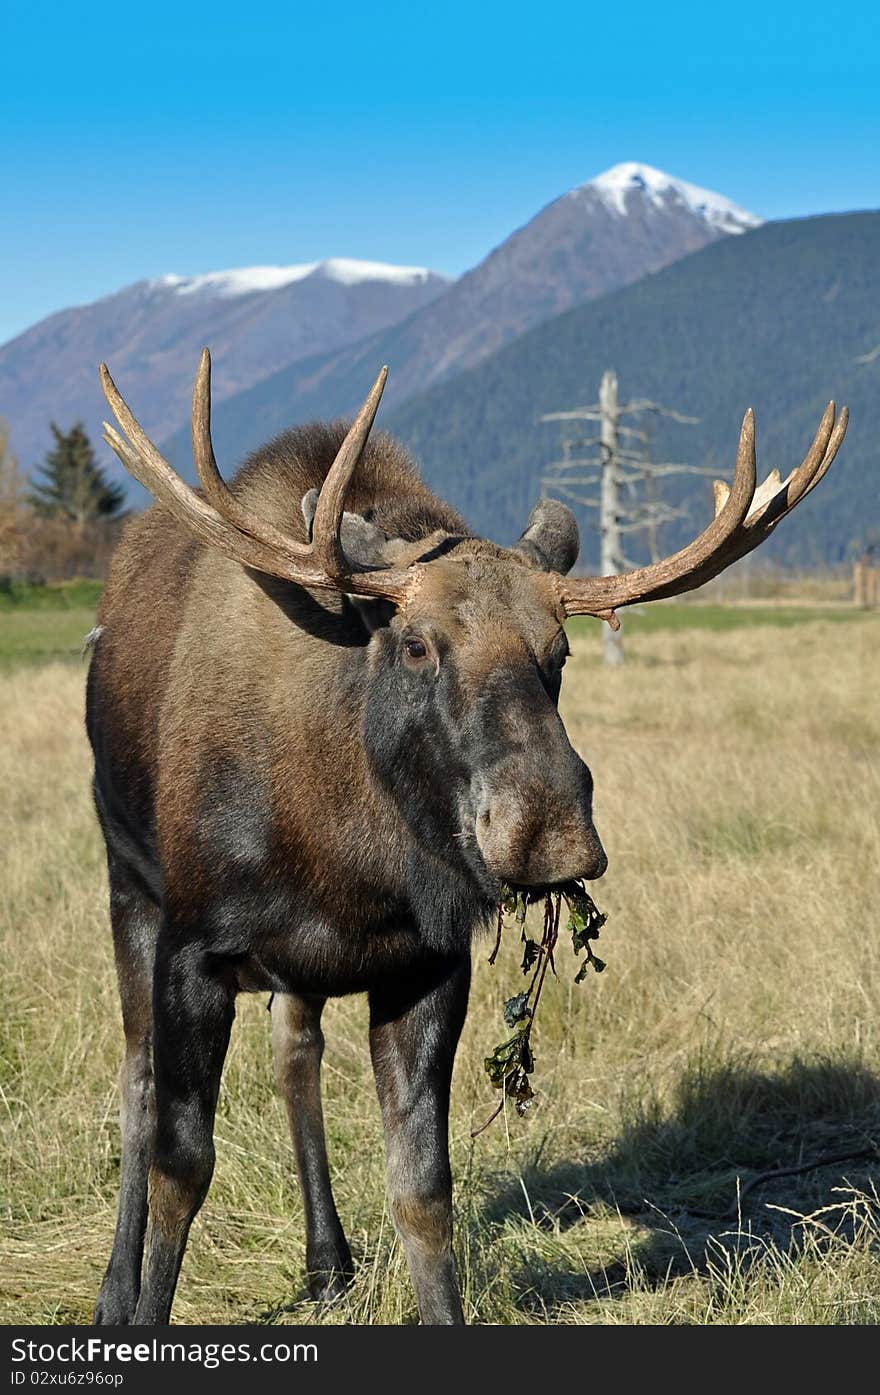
[86,352,846,1323]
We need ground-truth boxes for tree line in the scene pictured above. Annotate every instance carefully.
[0,419,125,586]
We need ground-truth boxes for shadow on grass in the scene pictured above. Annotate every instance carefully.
[480,1052,880,1314]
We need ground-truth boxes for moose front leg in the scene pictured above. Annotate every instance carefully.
[368,955,470,1325]
[133,938,235,1325]
[271,992,353,1300]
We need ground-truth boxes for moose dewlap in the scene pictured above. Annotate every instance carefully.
[85,349,846,1324]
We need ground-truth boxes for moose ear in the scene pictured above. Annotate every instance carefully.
[301,487,396,568]
[301,488,402,633]
[514,499,580,576]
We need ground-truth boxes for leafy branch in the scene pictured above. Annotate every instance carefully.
[472,881,608,1137]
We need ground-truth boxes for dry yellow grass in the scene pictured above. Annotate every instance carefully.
[1,614,879,1325]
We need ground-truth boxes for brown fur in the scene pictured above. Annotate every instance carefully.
[88,418,604,1326]
[146,1167,202,1240]
[390,1195,453,1256]
[91,425,582,948]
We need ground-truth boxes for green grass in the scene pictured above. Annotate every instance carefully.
[0,576,103,667]
[0,587,872,673]
[0,608,97,669]
[0,579,104,611]
[570,603,871,638]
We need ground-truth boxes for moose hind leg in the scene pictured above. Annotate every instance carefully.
[94,854,159,1325]
[369,956,470,1325]
[271,993,353,1300]
[133,936,235,1325]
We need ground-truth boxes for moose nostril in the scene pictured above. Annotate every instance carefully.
[585,842,608,880]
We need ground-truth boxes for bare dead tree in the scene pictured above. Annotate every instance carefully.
[541,370,709,665]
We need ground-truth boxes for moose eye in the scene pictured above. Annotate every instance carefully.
[404,637,428,661]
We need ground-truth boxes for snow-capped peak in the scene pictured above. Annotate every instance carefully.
[153,258,438,299]
[315,258,437,287]
[577,162,762,234]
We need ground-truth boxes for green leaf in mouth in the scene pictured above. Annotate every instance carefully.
[474,880,610,1136]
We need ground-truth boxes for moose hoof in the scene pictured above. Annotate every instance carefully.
[93,1283,137,1325]
[305,1251,354,1304]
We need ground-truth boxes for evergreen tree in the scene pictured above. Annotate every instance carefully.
[30,422,125,526]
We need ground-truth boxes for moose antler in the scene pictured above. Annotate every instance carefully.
[99,350,416,603]
[101,353,848,625]
[558,403,848,627]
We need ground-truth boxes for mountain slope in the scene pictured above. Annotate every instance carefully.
[0,259,448,475]
[382,212,879,568]
[163,164,760,467]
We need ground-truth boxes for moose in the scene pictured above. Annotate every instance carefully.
[86,351,846,1324]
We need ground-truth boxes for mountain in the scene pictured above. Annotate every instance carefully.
[161,164,761,468]
[0,258,448,477]
[383,212,879,568]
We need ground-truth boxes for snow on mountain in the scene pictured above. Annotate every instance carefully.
[155,258,437,299]
[0,259,449,480]
[154,266,319,296]
[170,164,767,474]
[2,161,765,502]
[318,259,437,287]
[580,162,762,234]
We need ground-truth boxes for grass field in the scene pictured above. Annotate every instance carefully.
[0,590,869,669]
[1,599,879,1325]
[0,582,103,671]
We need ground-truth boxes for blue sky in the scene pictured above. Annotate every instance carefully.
[1,0,878,345]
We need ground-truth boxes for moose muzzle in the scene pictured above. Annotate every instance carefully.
[471,747,607,888]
